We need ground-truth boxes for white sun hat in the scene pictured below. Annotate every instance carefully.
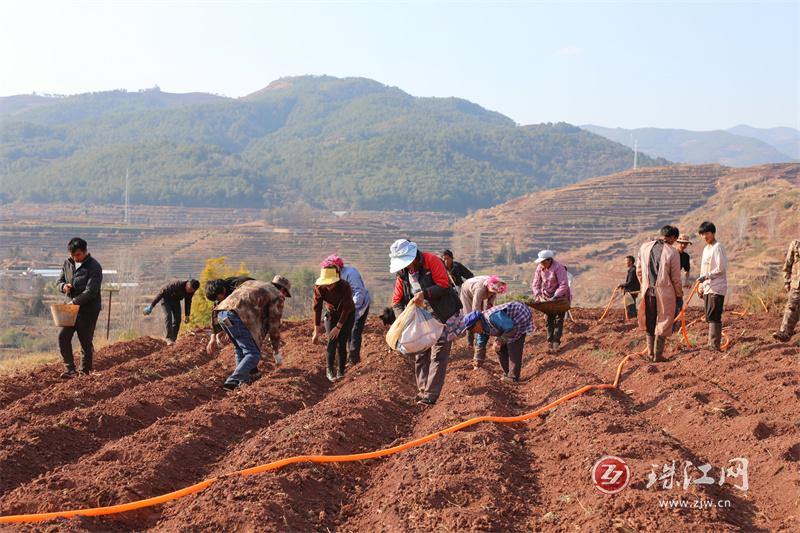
[534,249,555,264]
[389,239,418,273]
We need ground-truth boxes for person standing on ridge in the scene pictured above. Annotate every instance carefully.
[618,255,640,321]
[697,221,728,351]
[392,239,463,406]
[56,237,103,378]
[441,249,474,289]
[773,239,800,342]
[637,225,682,362]
[530,250,571,353]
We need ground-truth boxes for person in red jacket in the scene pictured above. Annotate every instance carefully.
[390,239,462,406]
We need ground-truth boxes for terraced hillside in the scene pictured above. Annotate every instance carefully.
[455,163,800,303]
[0,308,796,531]
[454,165,723,267]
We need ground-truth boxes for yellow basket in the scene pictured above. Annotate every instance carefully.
[50,304,80,327]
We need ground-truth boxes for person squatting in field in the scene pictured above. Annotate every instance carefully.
[637,225,682,362]
[773,239,800,342]
[459,274,508,368]
[56,237,103,378]
[460,301,535,382]
[391,239,463,406]
[207,278,291,390]
[319,254,371,366]
[312,266,355,382]
[144,279,200,344]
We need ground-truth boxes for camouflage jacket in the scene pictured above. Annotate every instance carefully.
[213,280,284,351]
[784,239,800,290]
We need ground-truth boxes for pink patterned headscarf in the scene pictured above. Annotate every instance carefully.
[320,254,344,270]
[484,275,508,294]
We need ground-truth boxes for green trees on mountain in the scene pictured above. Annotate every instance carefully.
[0,76,668,211]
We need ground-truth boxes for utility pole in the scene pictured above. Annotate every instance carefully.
[124,167,130,224]
[633,140,638,170]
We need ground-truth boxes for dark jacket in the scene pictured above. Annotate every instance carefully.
[447,261,474,287]
[393,251,462,323]
[57,254,103,315]
[620,265,641,294]
[224,276,255,295]
[313,280,355,328]
[151,280,195,316]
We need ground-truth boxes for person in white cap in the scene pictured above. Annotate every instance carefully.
[530,249,571,353]
[390,239,463,406]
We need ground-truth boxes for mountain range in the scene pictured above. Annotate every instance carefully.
[0,76,666,212]
[582,124,799,167]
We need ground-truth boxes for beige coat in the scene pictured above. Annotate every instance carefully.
[637,240,683,337]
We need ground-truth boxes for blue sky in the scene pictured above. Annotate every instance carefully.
[1,0,797,130]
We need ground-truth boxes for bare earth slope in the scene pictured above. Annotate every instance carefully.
[0,309,797,532]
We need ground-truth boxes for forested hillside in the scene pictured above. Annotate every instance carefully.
[1,76,667,211]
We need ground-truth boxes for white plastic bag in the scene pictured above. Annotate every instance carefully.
[397,306,444,355]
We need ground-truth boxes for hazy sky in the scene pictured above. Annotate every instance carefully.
[2,0,798,130]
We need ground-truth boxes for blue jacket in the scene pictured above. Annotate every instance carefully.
[341,266,371,319]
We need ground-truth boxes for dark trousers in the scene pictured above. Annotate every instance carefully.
[704,293,724,324]
[498,335,525,380]
[347,305,369,364]
[545,313,565,343]
[162,299,182,342]
[645,288,658,335]
[672,297,684,333]
[326,311,355,376]
[415,339,451,403]
[624,292,638,321]
[58,309,100,372]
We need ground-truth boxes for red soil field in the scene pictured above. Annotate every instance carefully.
[0,308,797,532]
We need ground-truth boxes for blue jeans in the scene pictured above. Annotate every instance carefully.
[218,310,261,386]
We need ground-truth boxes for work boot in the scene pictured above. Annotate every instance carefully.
[708,323,722,351]
[473,344,486,369]
[772,330,790,342]
[336,369,345,380]
[326,368,336,383]
[551,342,560,354]
[653,336,666,362]
[60,369,77,379]
[646,335,656,358]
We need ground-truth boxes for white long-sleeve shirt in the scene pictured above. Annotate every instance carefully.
[700,241,728,296]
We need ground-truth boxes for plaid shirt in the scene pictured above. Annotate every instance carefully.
[485,302,534,343]
[213,280,284,351]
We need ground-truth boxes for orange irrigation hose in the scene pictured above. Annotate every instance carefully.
[598,287,620,322]
[0,355,635,524]
[670,282,700,347]
[757,296,769,313]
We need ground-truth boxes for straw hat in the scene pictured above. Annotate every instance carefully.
[676,235,693,245]
[315,267,340,286]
